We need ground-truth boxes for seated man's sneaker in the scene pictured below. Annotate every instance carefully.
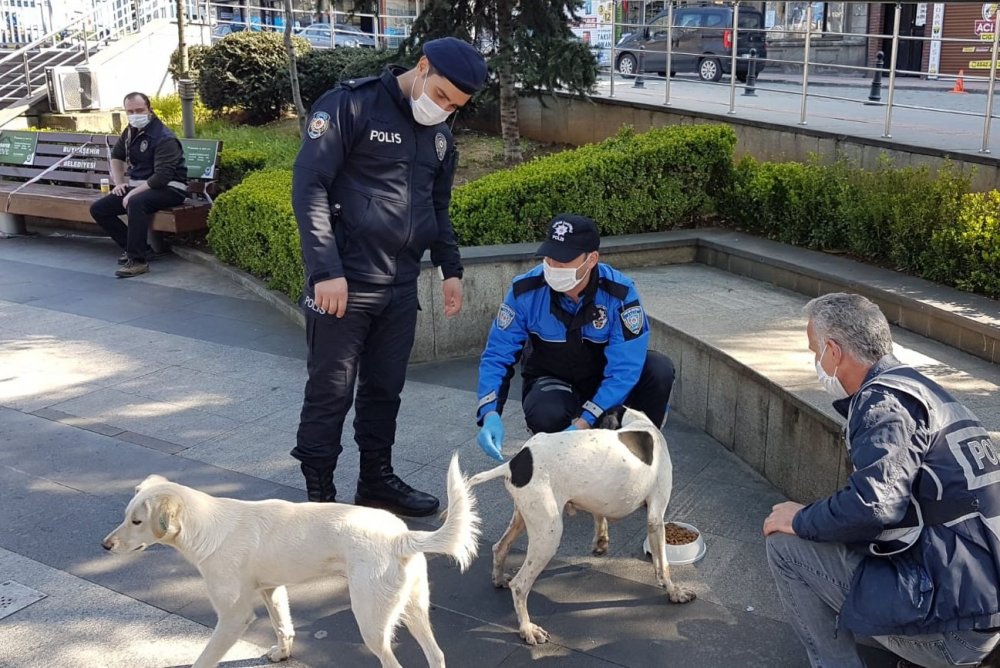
[115,259,149,278]
[117,252,128,266]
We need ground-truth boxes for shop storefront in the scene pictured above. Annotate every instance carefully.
[931,2,998,76]
[764,1,871,72]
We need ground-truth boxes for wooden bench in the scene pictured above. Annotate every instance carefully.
[0,130,222,237]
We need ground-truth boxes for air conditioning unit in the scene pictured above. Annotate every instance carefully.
[45,66,101,113]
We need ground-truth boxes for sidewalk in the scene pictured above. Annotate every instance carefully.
[0,233,897,667]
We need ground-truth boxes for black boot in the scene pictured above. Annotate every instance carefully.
[355,448,439,517]
[300,463,336,502]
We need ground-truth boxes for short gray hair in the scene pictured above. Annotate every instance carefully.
[803,293,893,366]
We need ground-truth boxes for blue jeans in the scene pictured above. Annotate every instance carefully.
[766,534,1000,667]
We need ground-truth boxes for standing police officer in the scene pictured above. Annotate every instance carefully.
[475,214,676,460]
[291,38,487,516]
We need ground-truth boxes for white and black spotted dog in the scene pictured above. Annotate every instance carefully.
[467,407,695,645]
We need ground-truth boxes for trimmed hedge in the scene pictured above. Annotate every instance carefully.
[294,48,393,110]
[449,123,737,246]
[716,156,1000,298]
[168,45,211,83]
[217,148,268,192]
[207,169,303,299]
[199,32,310,125]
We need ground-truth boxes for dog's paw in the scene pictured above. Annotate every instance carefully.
[266,644,291,662]
[666,585,697,604]
[492,572,512,589]
[591,543,608,557]
[519,623,550,645]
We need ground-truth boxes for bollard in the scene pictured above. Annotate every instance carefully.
[178,78,197,139]
[633,48,646,89]
[866,51,884,105]
[743,48,758,96]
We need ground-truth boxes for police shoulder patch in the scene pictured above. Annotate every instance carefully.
[435,132,447,161]
[307,111,331,139]
[621,304,645,336]
[497,303,516,330]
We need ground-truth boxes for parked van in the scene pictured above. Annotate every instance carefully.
[615,5,767,82]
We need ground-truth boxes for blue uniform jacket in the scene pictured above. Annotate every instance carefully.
[292,67,463,296]
[477,263,649,426]
[793,356,1000,636]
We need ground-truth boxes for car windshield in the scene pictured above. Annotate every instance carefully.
[739,13,762,29]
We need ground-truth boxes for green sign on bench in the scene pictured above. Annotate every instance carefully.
[0,131,38,166]
[182,139,220,180]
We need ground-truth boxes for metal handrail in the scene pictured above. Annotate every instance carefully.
[606,0,1000,154]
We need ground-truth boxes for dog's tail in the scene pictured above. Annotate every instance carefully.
[466,461,510,488]
[396,453,480,572]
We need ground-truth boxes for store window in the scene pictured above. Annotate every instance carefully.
[766,1,845,38]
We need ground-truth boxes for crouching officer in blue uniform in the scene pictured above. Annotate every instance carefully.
[90,92,188,278]
[764,293,1000,668]
[290,37,487,516]
[475,214,675,460]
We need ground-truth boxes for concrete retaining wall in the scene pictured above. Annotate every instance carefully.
[517,93,1000,193]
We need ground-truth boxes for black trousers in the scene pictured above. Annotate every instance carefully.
[89,188,185,261]
[521,350,675,434]
[291,282,418,469]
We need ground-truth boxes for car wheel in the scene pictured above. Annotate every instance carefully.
[698,57,722,82]
[617,53,638,78]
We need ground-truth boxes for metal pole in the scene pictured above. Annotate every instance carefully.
[883,3,902,138]
[664,0,673,105]
[728,1,739,114]
[179,79,196,138]
[799,4,812,125]
[981,13,1000,153]
[610,0,617,97]
[22,53,31,97]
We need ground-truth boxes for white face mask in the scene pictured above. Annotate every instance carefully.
[410,71,451,126]
[128,113,151,130]
[815,343,849,400]
[543,256,590,293]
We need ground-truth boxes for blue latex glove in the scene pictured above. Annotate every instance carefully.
[477,412,505,461]
[563,423,578,432]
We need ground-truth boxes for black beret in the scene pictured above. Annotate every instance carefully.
[423,37,488,95]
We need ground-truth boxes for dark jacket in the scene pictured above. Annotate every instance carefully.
[111,116,187,191]
[793,355,1000,636]
[291,66,463,293]
[476,263,649,426]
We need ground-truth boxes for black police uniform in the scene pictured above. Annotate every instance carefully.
[90,116,188,262]
[290,67,464,516]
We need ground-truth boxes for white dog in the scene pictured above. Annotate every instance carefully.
[102,455,479,668]
[468,408,695,645]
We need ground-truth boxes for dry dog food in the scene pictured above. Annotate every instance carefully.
[664,523,699,546]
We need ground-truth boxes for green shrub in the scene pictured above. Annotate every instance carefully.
[150,93,212,127]
[207,169,303,298]
[198,32,310,125]
[294,48,393,110]
[218,148,268,191]
[450,123,737,245]
[168,44,211,83]
[927,190,1000,298]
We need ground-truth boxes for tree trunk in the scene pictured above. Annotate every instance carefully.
[496,0,521,162]
[314,0,325,24]
[285,0,307,137]
[175,0,188,78]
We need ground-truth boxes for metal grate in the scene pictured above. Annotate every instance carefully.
[0,580,47,621]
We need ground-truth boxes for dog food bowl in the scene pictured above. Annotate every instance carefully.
[642,521,706,565]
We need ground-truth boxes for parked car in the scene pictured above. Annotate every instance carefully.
[294,22,377,49]
[615,5,766,82]
[210,22,271,44]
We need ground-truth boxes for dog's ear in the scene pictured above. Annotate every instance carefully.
[136,474,169,495]
[150,494,182,540]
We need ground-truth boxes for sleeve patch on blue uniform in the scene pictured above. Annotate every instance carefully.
[497,303,515,330]
[307,111,330,139]
[621,305,644,336]
[435,132,447,161]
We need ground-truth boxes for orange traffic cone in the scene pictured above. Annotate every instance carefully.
[951,69,968,94]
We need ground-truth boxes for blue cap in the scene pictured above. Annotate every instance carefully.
[423,37,488,95]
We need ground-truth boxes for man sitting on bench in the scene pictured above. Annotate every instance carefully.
[90,92,188,278]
